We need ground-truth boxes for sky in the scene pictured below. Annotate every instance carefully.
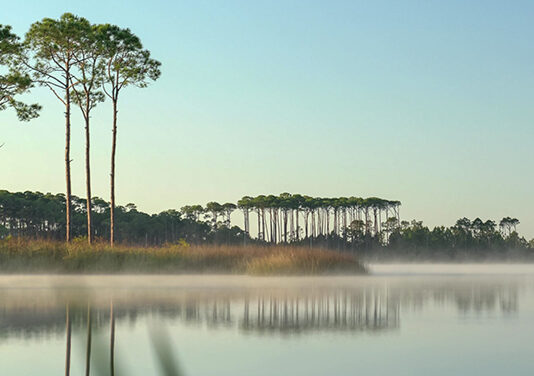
[1,1,534,237]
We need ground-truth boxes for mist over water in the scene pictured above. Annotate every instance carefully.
[370,263,534,275]
[1,266,533,375]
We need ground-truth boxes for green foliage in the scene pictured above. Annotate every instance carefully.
[0,190,236,245]
[24,13,90,92]
[384,217,532,260]
[70,23,107,116]
[0,24,40,120]
[98,23,161,100]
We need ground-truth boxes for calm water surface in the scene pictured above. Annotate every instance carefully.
[1,264,533,375]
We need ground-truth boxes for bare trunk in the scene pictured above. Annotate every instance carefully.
[257,209,261,240]
[65,84,72,243]
[326,209,330,236]
[85,114,92,244]
[110,99,118,246]
[311,210,315,237]
[274,210,277,243]
[304,212,309,238]
[379,210,382,234]
[296,209,300,240]
[262,209,266,241]
[270,210,274,243]
[374,208,378,235]
[283,210,288,243]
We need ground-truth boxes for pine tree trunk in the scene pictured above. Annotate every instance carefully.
[296,209,299,241]
[374,208,378,235]
[110,99,118,246]
[85,114,92,244]
[283,210,288,243]
[65,84,72,243]
[257,209,261,240]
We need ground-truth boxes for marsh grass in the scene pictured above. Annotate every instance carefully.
[0,238,366,275]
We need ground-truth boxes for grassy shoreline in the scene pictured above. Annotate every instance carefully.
[0,239,366,275]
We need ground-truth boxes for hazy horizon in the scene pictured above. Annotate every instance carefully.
[2,1,533,237]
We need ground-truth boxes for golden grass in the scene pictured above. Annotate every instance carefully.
[0,238,366,275]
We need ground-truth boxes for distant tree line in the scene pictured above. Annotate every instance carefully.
[1,190,532,259]
[1,14,160,246]
[0,190,244,246]
[382,217,532,260]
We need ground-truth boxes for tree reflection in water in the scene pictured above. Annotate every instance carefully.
[0,276,521,375]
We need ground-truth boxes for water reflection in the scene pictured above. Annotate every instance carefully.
[0,277,521,339]
[0,273,531,376]
[156,292,399,334]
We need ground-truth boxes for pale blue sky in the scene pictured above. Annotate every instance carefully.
[1,1,533,237]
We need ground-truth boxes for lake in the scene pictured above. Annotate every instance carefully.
[1,264,533,375]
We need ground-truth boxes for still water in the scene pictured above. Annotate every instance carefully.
[1,265,533,375]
